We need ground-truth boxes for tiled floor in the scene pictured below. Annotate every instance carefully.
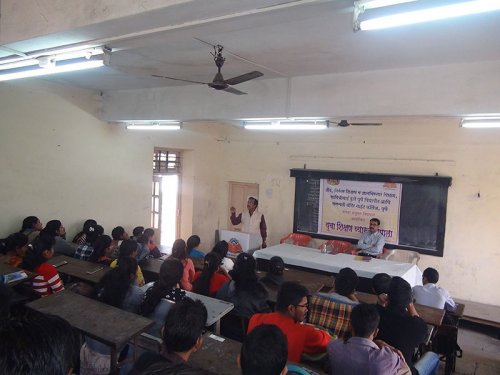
[439,322,500,375]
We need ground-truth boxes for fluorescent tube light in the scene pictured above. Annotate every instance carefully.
[243,119,329,130]
[0,55,105,81]
[126,122,181,130]
[461,117,500,128]
[359,0,500,31]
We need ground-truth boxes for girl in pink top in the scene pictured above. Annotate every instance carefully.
[168,239,195,291]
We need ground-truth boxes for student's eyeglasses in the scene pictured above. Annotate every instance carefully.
[295,303,309,308]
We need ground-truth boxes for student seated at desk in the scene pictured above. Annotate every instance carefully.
[372,272,392,307]
[2,232,28,267]
[130,298,212,375]
[317,267,359,305]
[110,239,145,287]
[412,267,456,313]
[187,235,205,259]
[44,219,76,257]
[21,232,64,297]
[74,223,99,261]
[0,313,79,375]
[88,235,113,265]
[247,282,331,363]
[192,252,229,297]
[110,226,129,259]
[19,215,43,244]
[376,277,439,375]
[328,303,410,375]
[210,240,233,274]
[72,219,97,245]
[140,259,186,337]
[168,239,195,291]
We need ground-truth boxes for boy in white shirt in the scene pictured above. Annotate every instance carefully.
[412,267,456,312]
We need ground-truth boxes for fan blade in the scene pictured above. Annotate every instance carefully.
[224,71,263,86]
[222,86,247,95]
[151,74,207,85]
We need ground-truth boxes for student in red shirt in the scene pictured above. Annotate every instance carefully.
[247,281,331,362]
[2,233,29,267]
[20,232,64,297]
[192,252,229,297]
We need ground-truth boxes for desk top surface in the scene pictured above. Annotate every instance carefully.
[48,255,110,284]
[355,291,445,326]
[0,261,36,286]
[184,291,234,326]
[27,289,153,348]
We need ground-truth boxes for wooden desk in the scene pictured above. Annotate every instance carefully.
[191,332,326,375]
[356,291,445,327]
[48,255,109,284]
[256,268,330,303]
[27,289,153,374]
[0,262,36,286]
[185,291,234,334]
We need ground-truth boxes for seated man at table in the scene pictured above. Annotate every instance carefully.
[319,267,359,304]
[328,303,410,375]
[0,313,78,375]
[247,281,331,362]
[354,218,385,257]
[412,267,456,312]
[239,324,288,375]
[376,277,439,375]
[130,297,208,374]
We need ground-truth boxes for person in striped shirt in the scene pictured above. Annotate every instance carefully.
[20,232,64,297]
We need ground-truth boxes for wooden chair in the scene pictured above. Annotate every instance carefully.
[279,233,313,247]
[384,249,420,264]
[318,240,355,254]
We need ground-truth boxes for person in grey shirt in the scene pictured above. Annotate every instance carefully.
[354,217,385,257]
[44,219,77,256]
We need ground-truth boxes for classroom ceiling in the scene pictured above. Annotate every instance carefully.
[2,0,500,93]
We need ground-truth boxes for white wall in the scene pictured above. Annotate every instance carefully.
[1,81,499,305]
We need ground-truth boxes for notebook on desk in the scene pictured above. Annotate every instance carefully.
[354,255,372,262]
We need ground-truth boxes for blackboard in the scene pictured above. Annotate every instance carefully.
[291,169,451,257]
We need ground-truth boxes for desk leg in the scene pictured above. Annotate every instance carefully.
[215,320,221,335]
[110,349,118,375]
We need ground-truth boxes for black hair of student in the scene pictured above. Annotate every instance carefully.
[0,313,78,375]
[118,239,138,258]
[387,276,413,311]
[370,218,381,225]
[423,267,439,284]
[97,256,138,308]
[170,239,187,260]
[350,303,380,338]
[111,226,125,240]
[187,235,201,251]
[20,216,39,232]
[95,225,104,236]
[211,240,229,259]
[0,283,13,319]
[140,259,184,316]
[372,273,392,295]
[4,232,29,253]
[276,281,309,313]
[335,267,359,297]
[20,232,55,271]
[230,253,267,298]
[88,235,112,263]
[44,220,62,236]
[162,298,207,353]
[192,252,221,296]
[269,256,285,276]
[84,222,99,244]
[133,226,145,237]
[144,228,155,237]
[241,324,288,375]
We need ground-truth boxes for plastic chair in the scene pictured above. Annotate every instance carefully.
[384,249,420,264]
[318,240,355,254]
[279,233,313,247]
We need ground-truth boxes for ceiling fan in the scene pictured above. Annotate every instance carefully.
[332,120,383,127]
[152,45,263,95]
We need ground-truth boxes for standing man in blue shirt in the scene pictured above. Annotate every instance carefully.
[354,218,385,257]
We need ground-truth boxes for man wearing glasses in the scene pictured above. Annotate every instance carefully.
[355,217,385,257]
[247,282,331,362]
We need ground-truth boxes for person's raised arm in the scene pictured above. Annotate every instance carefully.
[230,207,242,225]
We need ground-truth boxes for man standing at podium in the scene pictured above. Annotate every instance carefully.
[354,217,385,257]
[230,196,267,248]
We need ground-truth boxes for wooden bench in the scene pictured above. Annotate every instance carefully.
[455,298,500,331]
